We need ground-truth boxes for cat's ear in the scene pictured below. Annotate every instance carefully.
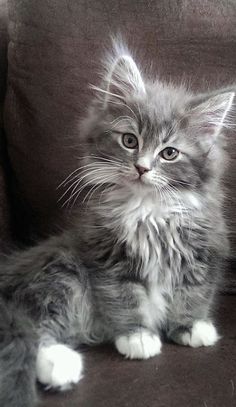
[92,42,145,107]
[189,91,235,139]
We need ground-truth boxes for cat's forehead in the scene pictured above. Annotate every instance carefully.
[142,82,190,121]
[132,83,191,145]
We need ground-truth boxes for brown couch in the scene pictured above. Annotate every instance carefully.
[0,1,236,406]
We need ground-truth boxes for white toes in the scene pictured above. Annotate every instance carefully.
[181,321,219,348]
[115,330,162,359]
[36,344,83,390]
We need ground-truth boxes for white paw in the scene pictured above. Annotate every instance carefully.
[115,330,162,359]
[36,344,83,390]
[181,320,219,348]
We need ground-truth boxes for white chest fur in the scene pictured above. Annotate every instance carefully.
[113,191,190,280]
[103,187,201,330]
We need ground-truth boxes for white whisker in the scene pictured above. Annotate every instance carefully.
[62,170,116,207]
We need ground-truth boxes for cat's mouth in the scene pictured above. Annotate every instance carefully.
[134,173,153,184]
[119,170,155,189]
[125,174,154,189]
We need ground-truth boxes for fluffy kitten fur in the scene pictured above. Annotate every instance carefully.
[0,42,234,406]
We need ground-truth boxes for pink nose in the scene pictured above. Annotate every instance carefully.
[135,165,151,176]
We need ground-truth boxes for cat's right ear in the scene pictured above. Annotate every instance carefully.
[91,42,146,108]
[189,90,235,136]
[187,89,235,152]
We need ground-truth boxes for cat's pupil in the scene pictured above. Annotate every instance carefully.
[122,133,138,149]
[167,148,174,155]
[161,147,178,160]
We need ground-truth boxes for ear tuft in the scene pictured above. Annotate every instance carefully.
[92,39,146,107]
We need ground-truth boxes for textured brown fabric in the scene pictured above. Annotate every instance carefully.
[5,0,236,251]
[0,0,11,248]
[40,295,236,407]
[0,0,8,106]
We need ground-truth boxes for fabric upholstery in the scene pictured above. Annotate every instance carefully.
[0,0,11,248]
[0,0,8,107]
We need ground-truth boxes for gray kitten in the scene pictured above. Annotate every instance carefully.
[0,42,234,407]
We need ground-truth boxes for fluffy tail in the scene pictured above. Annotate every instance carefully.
[0,298,38,407]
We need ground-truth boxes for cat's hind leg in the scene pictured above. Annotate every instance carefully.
[36,342,83,390]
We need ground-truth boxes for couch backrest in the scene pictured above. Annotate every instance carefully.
[0,0,8,110]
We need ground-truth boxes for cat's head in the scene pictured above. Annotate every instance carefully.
[79,42,234,204]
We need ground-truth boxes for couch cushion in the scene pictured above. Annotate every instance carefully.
[5,1,236,256]
[0,0,11,249]
[0,0,8,109]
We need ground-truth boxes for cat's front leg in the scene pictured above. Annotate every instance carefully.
[98,278,162,359]
[166,244,223,348]
[115,329,162,359]
[168,320,219,348]
[95,266,163,359]
[167,286,219,348]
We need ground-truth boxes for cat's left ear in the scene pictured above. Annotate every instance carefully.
[189,91,235,139]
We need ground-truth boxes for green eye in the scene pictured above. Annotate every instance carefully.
[122,133,138,149]
[160,147,179,161]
